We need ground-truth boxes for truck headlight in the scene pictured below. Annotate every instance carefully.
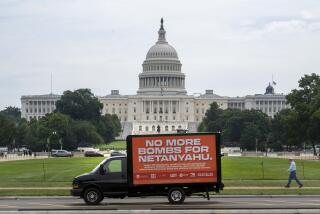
[72,180,80,189]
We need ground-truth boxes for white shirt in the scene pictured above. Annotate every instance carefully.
[288,161,296,172]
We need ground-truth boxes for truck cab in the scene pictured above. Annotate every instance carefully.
[71,156,128,204]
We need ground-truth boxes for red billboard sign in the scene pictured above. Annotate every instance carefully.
[131,134,217,185]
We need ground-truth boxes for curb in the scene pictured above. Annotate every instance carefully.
[1,195,320,200]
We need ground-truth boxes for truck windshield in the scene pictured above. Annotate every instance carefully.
[91,158,108,173]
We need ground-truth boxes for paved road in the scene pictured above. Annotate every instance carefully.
[0,196,320,213]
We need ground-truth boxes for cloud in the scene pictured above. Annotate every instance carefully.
[245,10,320,37]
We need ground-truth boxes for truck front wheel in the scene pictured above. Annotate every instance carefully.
[83,187,103,205]
[168,187,185,204]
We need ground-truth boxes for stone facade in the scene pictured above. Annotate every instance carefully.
[21,94,61,121]
[98,19,288,138]
[20,19,289,138]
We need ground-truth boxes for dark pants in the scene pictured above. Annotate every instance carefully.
[287,171,302,186]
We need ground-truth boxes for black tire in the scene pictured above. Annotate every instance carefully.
[83,187,103,205]
[168,187,185,204]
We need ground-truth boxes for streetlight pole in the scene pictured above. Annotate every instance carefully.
[59,139,62,150]
[47,131,57,157]
[46,138,50,157]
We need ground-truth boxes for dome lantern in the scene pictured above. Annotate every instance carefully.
[157,18,167,44]
[265,83,275,95]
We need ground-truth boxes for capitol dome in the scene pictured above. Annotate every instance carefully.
[145,18,179,60]
[137,18,186,95]
[146,43,178,59]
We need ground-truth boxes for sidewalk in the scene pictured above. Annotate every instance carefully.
[0,155,48,162]
[0,186,320,190]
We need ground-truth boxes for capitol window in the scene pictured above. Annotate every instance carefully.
[165,126,168,131]
[145,126,149,131]
[134,116,136,120]
[152,125,155,131]
[139,126,142,131]
[172,126,175,131]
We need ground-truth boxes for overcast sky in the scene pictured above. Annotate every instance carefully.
[1,0,320,110]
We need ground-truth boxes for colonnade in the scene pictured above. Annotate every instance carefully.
[139,76,185,88]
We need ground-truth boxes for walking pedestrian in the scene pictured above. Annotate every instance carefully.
[285,158,303,188]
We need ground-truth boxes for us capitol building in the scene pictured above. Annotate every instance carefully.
[21,19,289,139]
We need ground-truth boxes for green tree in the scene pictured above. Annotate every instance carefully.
[37,113,71,150]
[66,120,104,149]
[225,110,270,150]
[14,119,29,149]
[0,106,21,122]
[286,73,320,156]
[94,114,121,143]
[56,89,103,121]
[0,114,16,147]
[270,109,301,151]
[199,103,270,150]
[240,122,260,151]
[198,102,223,132]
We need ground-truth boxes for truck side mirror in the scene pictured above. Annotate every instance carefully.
[99,164,105,175]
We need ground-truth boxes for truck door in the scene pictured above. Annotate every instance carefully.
[99,157,127,194]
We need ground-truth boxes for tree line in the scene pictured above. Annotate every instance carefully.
[0,74,319,154]
[0,89,121,151]
[199,73,320,155]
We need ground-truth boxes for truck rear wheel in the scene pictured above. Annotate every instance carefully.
[168,187,185,204]
[83,187,103,205]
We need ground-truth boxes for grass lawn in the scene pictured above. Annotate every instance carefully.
[95,141,126,150]
[222,157,320,180]
[0,156,319,195]
[0,157,105,187]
